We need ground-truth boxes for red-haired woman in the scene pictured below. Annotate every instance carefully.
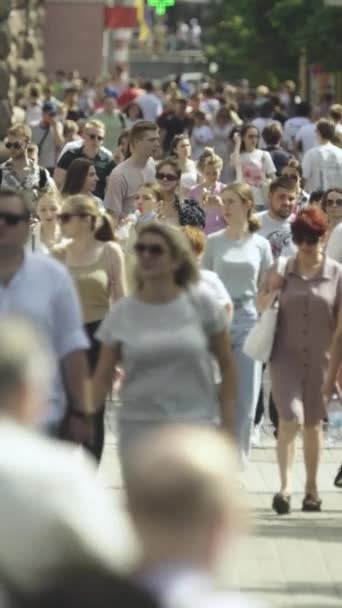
[259,207,342,514]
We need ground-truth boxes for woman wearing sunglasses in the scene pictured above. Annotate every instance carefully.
[321,188,342,242]
[93,222,236,474]
[156,158,205,229]
[53,194,126,462]
[62,158,102,207]
[259,206,342,514]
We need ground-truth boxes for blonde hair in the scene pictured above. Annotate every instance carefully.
[182,225,206,257]
[84,119,105,133]
[197,148,223,175]
[134,222,199,288]
[221,182,260,233]
[62,194,115,241]
[37,191,62,209]
[8,122,32,143]
[138,182,164,204]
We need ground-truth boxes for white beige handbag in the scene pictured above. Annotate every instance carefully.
[243,256,288,363]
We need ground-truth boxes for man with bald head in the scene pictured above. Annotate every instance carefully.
[125,425,259,608]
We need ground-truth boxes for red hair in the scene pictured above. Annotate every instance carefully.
[291,206,328,239]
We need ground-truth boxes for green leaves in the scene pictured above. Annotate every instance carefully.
[205,0,342,85]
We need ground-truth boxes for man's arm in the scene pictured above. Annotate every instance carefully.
[104,170,127,218]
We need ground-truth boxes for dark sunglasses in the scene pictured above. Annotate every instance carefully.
[156,172,178,182]
[292,232,320,245]
[88,134,104,141]
[5,141,23,150]
[134,242,165,256]
[326,198,342,207]
[57,212,92,224]
[0,211,30,226]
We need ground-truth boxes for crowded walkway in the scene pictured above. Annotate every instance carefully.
[0,70,342,608]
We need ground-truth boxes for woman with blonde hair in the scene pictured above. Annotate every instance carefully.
[203,183,273,467]
[53,194,126,462]
[190,149,226,235]
[93,222,236,468]
[29,192,65,253]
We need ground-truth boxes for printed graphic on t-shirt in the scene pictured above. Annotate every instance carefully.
[241,162,264,187]
[267,229,292,258]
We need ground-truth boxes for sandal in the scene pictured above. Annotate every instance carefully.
[334,465,342,488]
[272,493,291,515]
[302,494,322,512]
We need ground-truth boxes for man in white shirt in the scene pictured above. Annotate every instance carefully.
[0,317,135,590]
[295,121,318,158]
[137,82,163,122]
[302,118,342,193]
[105,121,159,218]
[126,425,259,608]
[0,189,91,440]
[257,175,297,259]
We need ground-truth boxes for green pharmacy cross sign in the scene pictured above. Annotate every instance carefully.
[147,0,175,15]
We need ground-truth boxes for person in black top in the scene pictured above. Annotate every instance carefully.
[157,98,193,155]
[262,122,291,176]
[54,120,115,200]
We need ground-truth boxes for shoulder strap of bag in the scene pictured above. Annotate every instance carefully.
[39,167,48,189]
[38,126,50,155]
[104,243,116,302]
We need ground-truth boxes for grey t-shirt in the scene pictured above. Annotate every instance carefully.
[202,229,273,314]
[96,286,226,422]
[104,157,156,218]
[31,122,61,169]
[256,211,297,259]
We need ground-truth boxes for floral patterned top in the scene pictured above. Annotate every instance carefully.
[0,159,54,209]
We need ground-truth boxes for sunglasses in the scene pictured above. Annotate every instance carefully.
[5,141,23,150]
[134,242,165,256]
[0,211,30,226]
[292,232,320,245]
[326,198,342,207]
[156,172,178,182]
[88,134,104,142]
[58,212,92,223]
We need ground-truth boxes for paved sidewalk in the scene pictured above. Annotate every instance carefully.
[99,411,342,608]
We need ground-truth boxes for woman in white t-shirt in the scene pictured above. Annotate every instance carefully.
[231,124,276,210]
[93,222,236,471]
[29,192,66,253]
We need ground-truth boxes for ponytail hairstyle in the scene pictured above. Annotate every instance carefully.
[221,182,260,233]
[62,194,116,241]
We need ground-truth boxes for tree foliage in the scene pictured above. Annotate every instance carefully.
[205,0,342,86]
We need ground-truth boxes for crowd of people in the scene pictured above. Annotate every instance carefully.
[1,71,342,605]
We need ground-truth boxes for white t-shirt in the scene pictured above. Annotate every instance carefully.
[302,142,342,193]
[0,419,136,590]
[136,93,163,122]
[199,269,232,308]
[239,149,276,209]
[257,211,297,259]
[96,286,226,423]
[283,116,310,150]
[326,223,342,263]
[295,122,317,156]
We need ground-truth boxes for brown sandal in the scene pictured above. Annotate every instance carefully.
[302,494,322,512]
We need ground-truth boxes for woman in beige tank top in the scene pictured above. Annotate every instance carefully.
[53,194,127,462]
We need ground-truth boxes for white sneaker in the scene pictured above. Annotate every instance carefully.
[251,424,262,447]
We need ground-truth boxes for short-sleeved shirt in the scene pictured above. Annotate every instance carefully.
[57,147,115,200]
[239,149,276,209]
[104,157,156,218]
[0,253,88,425]
[96,286,226,423]
[202,229,273,321]
[302,142,342,193]
[256,211,297,259]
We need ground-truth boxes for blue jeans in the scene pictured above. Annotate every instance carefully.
[231,308,262,468]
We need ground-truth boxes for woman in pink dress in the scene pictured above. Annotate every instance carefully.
[190,151,226,235]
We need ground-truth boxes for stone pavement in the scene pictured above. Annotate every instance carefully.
[99,408,342,608]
